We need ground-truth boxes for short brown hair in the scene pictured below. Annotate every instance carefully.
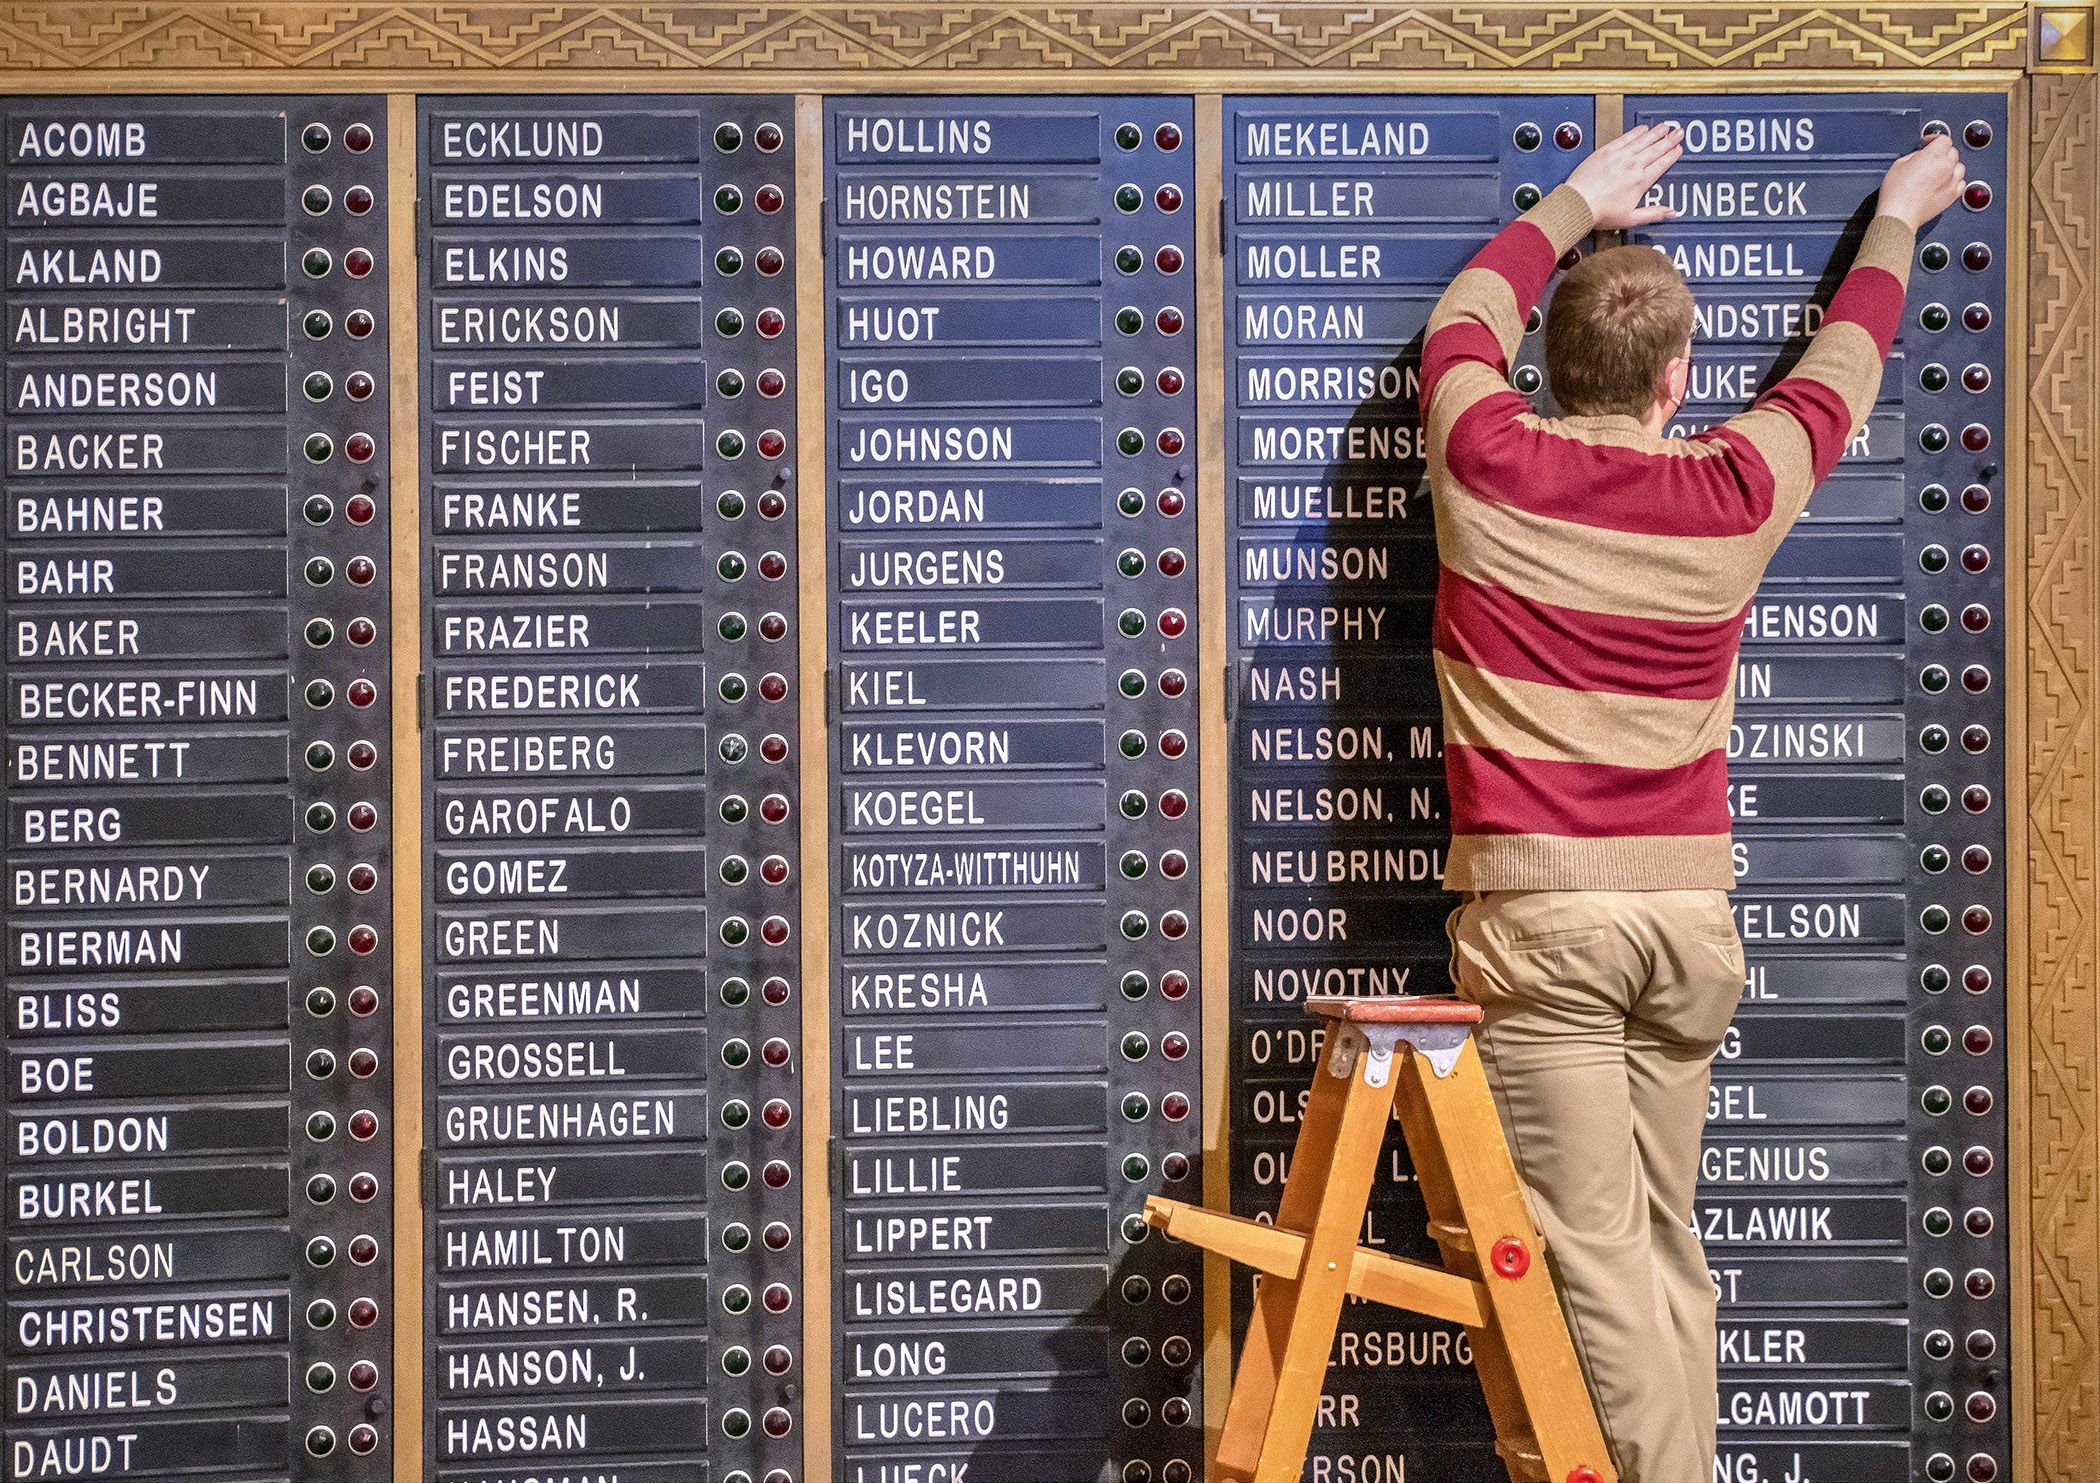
[1544,245,1696,418]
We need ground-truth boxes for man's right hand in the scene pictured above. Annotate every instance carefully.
[1879,135,1967,230]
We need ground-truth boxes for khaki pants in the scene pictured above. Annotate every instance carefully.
[1448,889,1744,1483]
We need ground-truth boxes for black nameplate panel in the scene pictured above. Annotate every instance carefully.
[1,97,395,1477]
[1222,91,2010,1483]
[418,95,802,1483]
[825,97,1203,1483]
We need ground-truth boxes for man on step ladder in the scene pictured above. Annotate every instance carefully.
[1421,124,1966,1480]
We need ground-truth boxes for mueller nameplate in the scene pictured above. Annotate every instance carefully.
[1,97,396,1477]
[825,97,1204,1483]
[418,95,803,1483]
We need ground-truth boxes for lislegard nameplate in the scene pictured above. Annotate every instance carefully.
[842,1268,1113,1326]
[437,1273,707,1333]
[7,1353,286,1416]
[8,1163,288,1225]
[438,1150,708,1209]
[7,1224,293,1289]
[8,852,287,908]
[439,1211,707,1271]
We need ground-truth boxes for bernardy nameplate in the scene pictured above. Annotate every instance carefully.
[433,481,704,535]
[438,1027,706,1084]
[843,1202,1106,1258]
[841,659,1105,712]
[7,1165,288,1226]
[841,1023,1106,1077]
[7,1225,292,1289]
[438,1151,707,1210]
[841,720,1105,773]
[437,1273,707,1333]
[436,785,709,841]
[434,724,707,779]
[843,1265,1111,1322]
[836,479,1103,531]
[434,903,707,963]
[843,1141,1108,1198]
[438,1212,707,1271]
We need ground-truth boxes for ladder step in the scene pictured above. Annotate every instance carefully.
[1427,1219,1473,1252]
[1494,1437,1549,1482]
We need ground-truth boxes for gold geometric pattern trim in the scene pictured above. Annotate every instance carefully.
[2026,71,2100,1483]
[0,4,2031,74]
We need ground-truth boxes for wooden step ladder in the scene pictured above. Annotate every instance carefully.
[1146,996,1616,1483]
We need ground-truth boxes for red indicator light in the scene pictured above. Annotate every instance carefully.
[1156,367,1184,395]
[344,248,373,278]
[347,1298,378,1328]
[757,308,786,338]
[1559,247,1582,271]
[1962,906,1993,934]
[1555,122,1584,149]
[761,856,790,885]
[762,977,792,1005]
[761,1038,791,1068]
[1159,669,1186,697]
[1157,428,1184,456]
[1964,1086,1994,1115]
[348,985,379,1015]
[757,430,787,459]
[758,490,787,519]
[759,612,789,641]
[346,618,377,647]
[1161,910,1188,939]
[1962,604,1991,633]
[349,1172,378,1202]
[348,740,378,769]
[345,432,375,463]
[1963,1026,1993,1055]
[760,734,790,763]
[1155,123,1182,151]
[1963,845,1992,873]
[344,123,373,152]
[348,802,378,830]
[1961,666,1992,695]
[1961,424,1991,452]
[348,1359,378,1388]
[1159,790,1188,819]
[349,1111,378,1140]
[761,916,791,946]
[1157,608,1186,638]
[1156,306,1184,335]
[346,310,375,338]
[757,369,786,397]
[1964,965,1993,994]
[1963,181,1993,211]
[1162,1031,1189,1060]
[1963,784,1992,812]
[1162,1093,1190,1121]
[756,184,784,213]
[756,246,784,275]
[1160,849,1187,878]
[1963,242,1992,271]
[1964,1146,1994,1174]
[348,1426,378,1456]
[346,556,377,587]
[348,864,377,893]
[1961,544,1992,573]
[346,494,376,524]
[763,1099,792,1129]
[1964,303,1992,331]
[1156,489,1184,516]
[1155,184,1183,212]
[1155,245,1184,274]
[762,1223,793,1251]
[1161,970,1190,999]
[762,1160,792,1188]
[1158,729,1187,758]
[347,925,378,956]
[345,185,373,216]
[1157,549,1185,577]
[759,551,788,580]
[1967,1328,1996,1356]
[763,1284,793,1313]
[755,122,784,152]
[348,1047,379,1077]
[759,673,788,702]
[764,1344,794,1373]
[348,678,377,707]
[761,794,791,823]
[763,1408,793,1438]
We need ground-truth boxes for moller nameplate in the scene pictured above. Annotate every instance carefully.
[825,94,1203,1483]
[419,93,803,1483]
[2,93,398,1476]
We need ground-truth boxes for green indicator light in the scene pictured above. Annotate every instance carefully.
[1121,1032,1150,1061]
[718,368,745,397]
[719,551,747,580]
[305,619,334,647]
[306,864,335,893]
[302,248,331,278]
[715,184,744,213]
[302,185,332,215]
[718,491,746,518]
[1922,845,1951,873]
[1923,1330,1954,1359]
[304,679,335,708]
[1120,731,1147,759]
[305,802,337,832]
[721,856,749,885]
[1924,1206,1954,1236]
[304,433,334,463]
[307,926,336,956]
[1116,307,1144,335]
[721,1285,751,1314]
[305,743,335,773]
[1116,184,1143,213]
[1120,790,1148,818]
[1115,123,1143,150]
[1118,669,1147,698]
[722,1039,751,1069]
[306,1427,336,1458]
[721,1223,750,1252]
[1920,724,1950,753]
[1922,1025,1952,1054]
[1921,965,1952,993]
[1118,489,1146,516]
[1120,910,1149,940]
[1118,609,1147,637]
[1121,1213,1150,1243]
[1922,1267,1954,1298]
[1919,483,1950,512]
[1120,849,1148,878]
[721,1099,750,1129]
[1121,971,1149,1000]
[1921,303,1951,332]
[722,1410,751,1440]
[719,674,747,703]
[306,1236,336,1266]
[1922,1085,1953,1115]
[717,429,746,458]
[715,122,744,152]
[715,307,745,336]
[1920,424,1950,453]
[1514,123,1543,151]
[721,796,748,823]
[721,917,749,947]
[721,1161,750,1190]
[303,310,332,339]
[1920,666,1950,695]
[303,371,333,401]
[1922,1144,1952,1173]
[1116,245,1144,274]
[1117,428,1145,456]
[306,1112,336,1141]
[1921,242,1950,271]
[719,735,748,764]
[302,123,331,152]
[1921,363,1949,392]
[1513,184,1542,211]
[1924,1392,1954,1422]
[303,495,333,524]
[1118,549,1146,577]
[720,977,750,1007]
[1922,905,1951,934]
[722,1346,752,1376]
[1122,1154,1152,1182]
[1122,1093,1150,1121]
[719,612,748,640]
[1513,365,1542,393]
[1921,604,1949,633]
[306,987,336,1016]
[1117,367,1144,395]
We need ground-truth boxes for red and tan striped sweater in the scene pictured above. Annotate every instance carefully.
[1423,183,1913,891]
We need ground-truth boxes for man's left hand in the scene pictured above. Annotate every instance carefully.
[1565,123,1685,229]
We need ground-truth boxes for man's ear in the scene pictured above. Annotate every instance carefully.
[1662,348,1691,409]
